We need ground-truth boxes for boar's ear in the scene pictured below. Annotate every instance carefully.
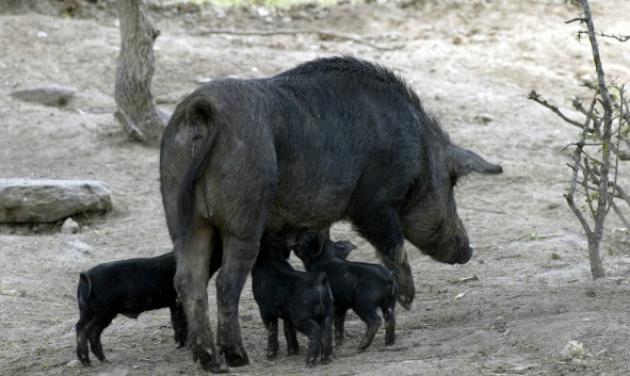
[448,145,503,178]
[334,241,357,260]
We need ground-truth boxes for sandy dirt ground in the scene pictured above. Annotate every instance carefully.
[1,1,630,375]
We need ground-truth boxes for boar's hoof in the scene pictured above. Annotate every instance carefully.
[385,262,415,310]
[305,354,318,367]
[221,345,250,367]
[197,351,229,373]
[397,292,414,311]
[266,349,278,360]
[287,345,300,356]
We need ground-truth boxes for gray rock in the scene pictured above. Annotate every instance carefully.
[0,179,112,223]
[475,113,494,124]
[61,217,80,234]
[11,85,76,107]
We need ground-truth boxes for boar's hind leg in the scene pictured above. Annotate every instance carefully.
[215,234,262,367]
[283,320,299,355]
[354,207,415,310]
[87,313,114,362]
[175,223,226,372]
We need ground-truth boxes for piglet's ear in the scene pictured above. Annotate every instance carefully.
[334,241,357,260]
[448,145,503,178]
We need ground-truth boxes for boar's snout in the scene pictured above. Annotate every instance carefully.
[432,234,473,265]
[455,243,473,264]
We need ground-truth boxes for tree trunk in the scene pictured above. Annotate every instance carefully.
[582,0,612,279]
[587,233,605,278]
[114,0,164,144]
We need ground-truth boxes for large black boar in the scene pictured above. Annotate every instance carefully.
[160,56,502,371]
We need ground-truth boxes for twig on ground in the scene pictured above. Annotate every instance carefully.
[460,206,506,215]
[197,28,405,51]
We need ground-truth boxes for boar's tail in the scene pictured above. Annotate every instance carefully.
[177,95,221,243]
[77,272,91,312]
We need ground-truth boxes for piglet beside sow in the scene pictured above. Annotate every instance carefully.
[75,252,186,366]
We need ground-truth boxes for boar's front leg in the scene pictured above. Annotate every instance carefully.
[354,206,415,310]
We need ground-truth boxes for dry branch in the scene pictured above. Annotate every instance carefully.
[528,0,630,278]
[528,90,584,128]
[197,28,405,51]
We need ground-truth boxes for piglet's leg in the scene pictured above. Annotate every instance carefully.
[321,313,333,363]
[334,309,346,347]
[76,316,94,366]
[262,314,279,360]
[382,306,396,346]
[283,320,299,355]
[356,310,381,352]
[87,314,115,362]
[295,319,322,367]
[170,304,188,348]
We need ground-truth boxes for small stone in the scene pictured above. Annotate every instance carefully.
[66,359,80,367]
[240,314,253,322]
[11,85,76,107]
[256,7,270,17]
[475,113,494,124]
[563,340,586,360]
[66,239,93,255]
[452,35,464,45]
[61,218,80,234]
